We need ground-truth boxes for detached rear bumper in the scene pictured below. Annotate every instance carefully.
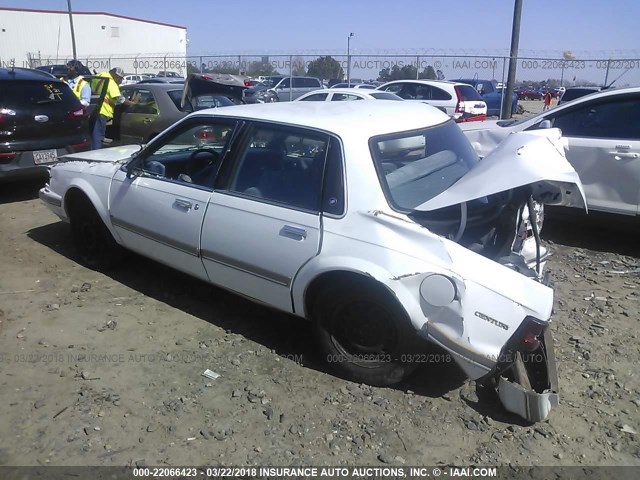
[495,329,559,422]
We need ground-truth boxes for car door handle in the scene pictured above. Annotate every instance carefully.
[280,225,307,241]
[609,151,639,160]
[143,118,152,124]
[173,198,193,210]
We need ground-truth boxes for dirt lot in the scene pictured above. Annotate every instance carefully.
[0,179,639,469]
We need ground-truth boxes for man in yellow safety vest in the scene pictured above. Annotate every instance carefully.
[91,66,133,149]
[63,60,91,107]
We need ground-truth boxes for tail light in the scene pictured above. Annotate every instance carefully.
[68,108,86,119]
[0,152,16,164]
[243,79,252,87]
[68,141,90,150]
[518,317,545,352]
[201,74,213,81]
[0,108,17,124]
[454,86,465,113]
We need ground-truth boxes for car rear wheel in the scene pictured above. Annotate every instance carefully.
[69,197,123,270]
[312,282,419,386]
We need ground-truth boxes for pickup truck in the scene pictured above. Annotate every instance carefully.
[452,79,518,117]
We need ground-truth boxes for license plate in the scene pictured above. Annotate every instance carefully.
[33,149,58,164]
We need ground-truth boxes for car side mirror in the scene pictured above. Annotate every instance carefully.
[125,156,143,179]
[538,120,552,129]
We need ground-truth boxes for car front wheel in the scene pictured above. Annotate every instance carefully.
[312,282,419,387]
[69,197,123,269]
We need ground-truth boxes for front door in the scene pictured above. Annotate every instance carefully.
[551,93,640,215]
[109,118,237,280]
[200,122,328,312]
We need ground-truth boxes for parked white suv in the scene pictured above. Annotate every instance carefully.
[377,80,487,122]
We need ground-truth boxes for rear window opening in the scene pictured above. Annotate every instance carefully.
[455,85,484,102]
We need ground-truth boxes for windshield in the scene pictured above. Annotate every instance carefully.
[370,120,479,211]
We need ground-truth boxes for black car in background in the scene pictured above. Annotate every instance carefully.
[558,86,604,105]
[0,68,91,181]
[35,63,92,80]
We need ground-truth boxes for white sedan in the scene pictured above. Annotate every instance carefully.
[296,88,402,102]
[40,101,585,422]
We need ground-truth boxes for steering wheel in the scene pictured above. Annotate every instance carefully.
[186,148,220,175]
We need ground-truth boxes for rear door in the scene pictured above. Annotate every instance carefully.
[201,122,328,312]
[119,88,160,144]
[549,93,640,215]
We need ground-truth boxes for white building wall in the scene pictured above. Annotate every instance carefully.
[0,9,187,75]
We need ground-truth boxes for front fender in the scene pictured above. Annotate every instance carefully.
[60,170,119,241]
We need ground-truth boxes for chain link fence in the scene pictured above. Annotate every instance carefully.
[16,53,640,87]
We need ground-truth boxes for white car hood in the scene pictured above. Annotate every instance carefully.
[416,128,587,212]
[61,145,142,163]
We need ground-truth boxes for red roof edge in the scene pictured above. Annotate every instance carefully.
[0,7,186,30]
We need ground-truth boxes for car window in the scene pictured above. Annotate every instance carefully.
[381,84,404,95]
[393,83,419,100]
[454,85,481,101]
[551,98,640,139]
[431,86,453,101]
[0,80,78,109]
[331,93,363,101]
[167,90,183,109]
[300,93,328,101]
[228,125,329,212]
[370,92,402,101]
[139,120,236,190]
[322,137,345,216]
[303,78,321,88]
[128,89,158,114]
[292,77,305,88]
[277,78,290,89]
[414,85,431,100]
[370,120,479,211]
[194,95,235,110]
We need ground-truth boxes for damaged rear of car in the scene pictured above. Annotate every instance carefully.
[308,118,585,423]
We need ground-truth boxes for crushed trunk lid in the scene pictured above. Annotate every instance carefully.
[415,128,587,212]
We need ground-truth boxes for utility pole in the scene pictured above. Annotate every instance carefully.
[67,0,77,60]
[502,0,522,119]
[347,32,354,86]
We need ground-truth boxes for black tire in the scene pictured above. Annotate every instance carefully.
[312,282,419,386]
[69,198,123,270]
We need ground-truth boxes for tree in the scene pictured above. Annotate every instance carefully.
[378,64,439,82]
[246,61,278,77]
[307,56,344,81]
[420,65,436,80]
[292,56,307,76]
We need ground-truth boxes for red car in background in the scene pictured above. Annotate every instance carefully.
[517,88,543,100]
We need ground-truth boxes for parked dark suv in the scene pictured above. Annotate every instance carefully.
[35,63,92,80]
[0,68,90,181]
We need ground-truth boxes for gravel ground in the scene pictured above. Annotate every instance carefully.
[0,179,638,469]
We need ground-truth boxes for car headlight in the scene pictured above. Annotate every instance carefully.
[420,274,457,307]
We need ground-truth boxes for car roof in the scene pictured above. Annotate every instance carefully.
[379,79,465,87]
[320,88,375,95]
[0,67,62,81]
[193,101,449,136]
[122,83,181,90]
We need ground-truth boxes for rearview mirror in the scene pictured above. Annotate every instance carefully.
[539,120,552,129]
